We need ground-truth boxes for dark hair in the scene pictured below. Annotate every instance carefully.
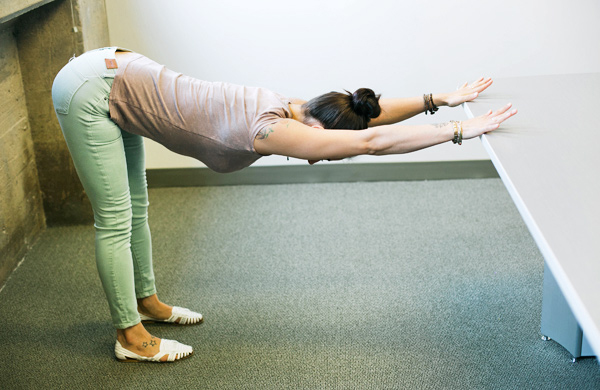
[302,88,381,130]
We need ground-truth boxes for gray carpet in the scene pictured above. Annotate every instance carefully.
[1,179,598,389]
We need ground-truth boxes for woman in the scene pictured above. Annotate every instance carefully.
[52,47,517,363]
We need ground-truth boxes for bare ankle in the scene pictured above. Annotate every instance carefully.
[117,322,151,345]
[137,294,159,310]
[137,294,173,318]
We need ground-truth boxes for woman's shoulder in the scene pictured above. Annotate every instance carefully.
[288,98,307,105]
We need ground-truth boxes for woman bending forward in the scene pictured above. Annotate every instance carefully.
[51,47,517,363]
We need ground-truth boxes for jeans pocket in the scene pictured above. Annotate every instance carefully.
[52,65,88,115]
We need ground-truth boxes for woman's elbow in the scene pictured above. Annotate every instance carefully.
[361,127,380,156]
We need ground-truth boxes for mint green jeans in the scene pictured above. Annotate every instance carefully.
[52,48,156,329]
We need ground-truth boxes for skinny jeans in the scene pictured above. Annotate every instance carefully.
[51,47,156,329]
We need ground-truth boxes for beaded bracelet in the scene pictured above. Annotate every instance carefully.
[429,94,438,114]
[423,93,439,115]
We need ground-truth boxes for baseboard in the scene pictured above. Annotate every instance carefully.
[146,160,499,188]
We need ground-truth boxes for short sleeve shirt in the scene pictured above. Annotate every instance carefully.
[108,53,291,173]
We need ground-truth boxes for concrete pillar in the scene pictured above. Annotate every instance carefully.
[0,21,46,285]
[1,0,109,286]
[15,0,109,225]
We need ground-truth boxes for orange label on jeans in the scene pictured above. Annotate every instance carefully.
[105,58,118,69]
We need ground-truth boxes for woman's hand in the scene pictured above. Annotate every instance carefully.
[461,103,518,139]
[441,77,493,107]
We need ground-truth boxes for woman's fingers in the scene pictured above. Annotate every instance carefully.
[495,108,518,123]
[460,77,492,98]
[450,77,493,106]
[486,105,517,132]
[475,104,517,132]
[464,102,517,138]
[469,77,489,88]
[492,103,513,116]
[472,78,493,92]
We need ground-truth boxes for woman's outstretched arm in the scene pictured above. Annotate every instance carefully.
[367,103,515,155]
[253,102,517,162]
[369,77,494,127]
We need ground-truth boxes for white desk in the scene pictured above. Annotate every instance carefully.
[463,73,600,360]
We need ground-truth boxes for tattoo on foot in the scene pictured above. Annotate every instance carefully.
[142,336,157,348]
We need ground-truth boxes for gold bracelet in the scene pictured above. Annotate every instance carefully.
[451,121,459,144]
[450,120,463,145]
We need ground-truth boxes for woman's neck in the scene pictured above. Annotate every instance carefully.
[288,103,305,123]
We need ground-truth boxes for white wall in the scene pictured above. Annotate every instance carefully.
[105,0,600,169]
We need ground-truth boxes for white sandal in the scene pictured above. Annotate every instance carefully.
[115,339,193,363]
[139,306,203,325]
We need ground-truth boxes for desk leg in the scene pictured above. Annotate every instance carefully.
[540,262,595,361]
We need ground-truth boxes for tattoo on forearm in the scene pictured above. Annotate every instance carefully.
[434,122,449,128]
[257,126,274,139]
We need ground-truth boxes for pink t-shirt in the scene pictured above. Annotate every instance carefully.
[109,53,291,173]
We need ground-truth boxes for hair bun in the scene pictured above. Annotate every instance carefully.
[349,88,381,119]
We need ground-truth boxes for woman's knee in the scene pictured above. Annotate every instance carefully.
[93,196,133,234]
[130,192,149,225]
[131,210,148,229]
